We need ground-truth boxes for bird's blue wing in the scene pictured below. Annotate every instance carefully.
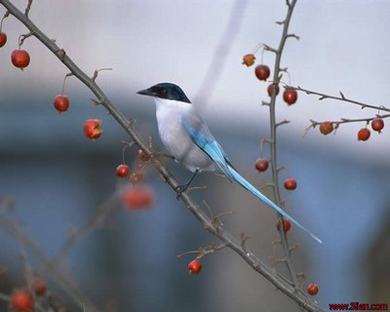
[181,112,234,180]
[181,111,322,244]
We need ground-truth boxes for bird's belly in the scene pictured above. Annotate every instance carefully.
[158,120,213,171]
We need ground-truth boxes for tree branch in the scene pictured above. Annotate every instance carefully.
[0,0,324,310]
[293,85,390,112]
[266,0,301,294]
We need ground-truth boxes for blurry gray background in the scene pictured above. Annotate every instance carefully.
[0,0,389,311]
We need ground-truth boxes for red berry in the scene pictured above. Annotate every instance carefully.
[371,118,384,132]
[283,87,298,105]
[10,289,34,312]
[33,277,47,296]
[242,54,256,67]
[276,219,291,233]
[357,128,370,141]
[307,283,319,296]
[319,121,334,135]
[255,158,269,172]
[116,164,129,178]
[255,64,270,81]
[187,259,202,274]
[138,149,150,161]
[121,184,154,210]
[83,119,102,139]
[53,95,70,112]
[284,178,297,191]
[267,83,279,97]
[0,32,7,47]
[11,49,30,69]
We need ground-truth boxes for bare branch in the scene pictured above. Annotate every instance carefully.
[263,0,303,299]
[25,0,32,16]
[91,67,112,82]
[293,85,390,112]
[18,32,33,47]
[0,212,101,312]
[309,113,390,128]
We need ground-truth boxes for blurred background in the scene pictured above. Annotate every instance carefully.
[0,0,389,311]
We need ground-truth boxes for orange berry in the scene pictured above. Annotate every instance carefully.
[242,54,256,67]
[307,283,319,296]
[357,128,370,141]
[319,122,334,135]
[10,289,34,312]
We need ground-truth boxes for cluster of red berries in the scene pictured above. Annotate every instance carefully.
[243,53,298,105]
[255,158,297,231]
[10,278,47,312]
[318,117,384,141]
[255,159,297,189]
[118,149,154,210]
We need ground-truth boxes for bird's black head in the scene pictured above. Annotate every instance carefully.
[137,83,191,103]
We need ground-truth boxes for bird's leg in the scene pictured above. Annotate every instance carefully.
[175,169,199,199]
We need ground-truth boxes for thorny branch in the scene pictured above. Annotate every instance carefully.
[292,85,390,113]
[308,113,390,129]
[0,0,324,311]
[265,0,303,295]
[0,212,101,312]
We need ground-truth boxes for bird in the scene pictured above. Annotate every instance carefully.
[137,82,322,244]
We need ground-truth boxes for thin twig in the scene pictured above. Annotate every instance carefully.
[52,194,118,264]
[24,0,32,16]
[0,213,101,312]
[293,85,390,113]
[307,113,390,131]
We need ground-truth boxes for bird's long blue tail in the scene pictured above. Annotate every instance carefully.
[227,165,322,244]
[181,114,322,244]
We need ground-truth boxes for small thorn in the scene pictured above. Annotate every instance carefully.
[240,232,250,251]
[262,100,270,106]
[264,45,278,54]
[276,120,290,128]
[286,33,300,40]
[56,48,66,60]
[276,258,287,264]
[92,67,113,82]
[289,244,300,252]
[296,272,306,279]
[89,98,103,105]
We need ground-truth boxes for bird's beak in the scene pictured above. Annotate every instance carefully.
[136,88,154,97]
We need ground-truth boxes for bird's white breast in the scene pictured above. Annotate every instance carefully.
[154,98,214,172]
